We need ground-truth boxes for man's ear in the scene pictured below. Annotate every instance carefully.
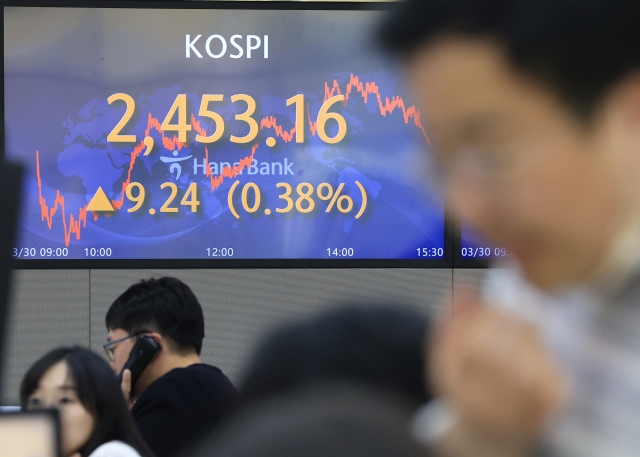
[625,76,640,163]
[604,72,640,148]
[145,332,164,358]
[594,72,640,197]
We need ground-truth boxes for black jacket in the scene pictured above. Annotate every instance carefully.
[132,364,238,457]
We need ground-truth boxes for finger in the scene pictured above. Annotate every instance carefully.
[439,288,484,366]
[470,311,521,361]
[121,368,132,401]
[429,302,485,394]
[458,319,567,434]
[509,325,570,419]
[452,283,482,317]
[440,312,520,404]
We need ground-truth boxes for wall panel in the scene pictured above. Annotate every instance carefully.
[2,267,468,405]
[1,270,90,404]
[90,269,452,384]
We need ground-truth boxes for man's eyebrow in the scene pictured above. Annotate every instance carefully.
[450,113,503,142]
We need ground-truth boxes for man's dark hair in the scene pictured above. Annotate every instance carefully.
[379,0,640,118]
[106,277,205,355]
[190,383,427,457]
[240,304,430,405]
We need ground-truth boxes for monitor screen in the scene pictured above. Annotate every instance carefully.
[4,2,447,266]
[457,222,512,266]
[0,410,60,457]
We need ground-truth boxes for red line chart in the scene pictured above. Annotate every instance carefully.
[35,74,428,245]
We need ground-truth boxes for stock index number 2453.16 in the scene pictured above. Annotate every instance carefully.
[107,93,348,145]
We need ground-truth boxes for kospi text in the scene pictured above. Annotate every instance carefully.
[186,34,269,59]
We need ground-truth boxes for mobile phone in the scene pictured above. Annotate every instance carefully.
[117,335,161,389]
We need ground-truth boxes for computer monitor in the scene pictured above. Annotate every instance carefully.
[456,218,511,267]
[0,409,61,457]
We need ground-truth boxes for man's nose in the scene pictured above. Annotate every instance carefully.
[450,182,492,229]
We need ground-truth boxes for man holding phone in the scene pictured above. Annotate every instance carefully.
[105,277,238,457]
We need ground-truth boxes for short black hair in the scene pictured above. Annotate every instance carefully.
[240,304,430,405]
[190,383,427,457]
[106,277,205,355]
[21,346,154,457]
[379,0,640,118]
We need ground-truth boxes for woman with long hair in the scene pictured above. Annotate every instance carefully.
[20,346,154,457]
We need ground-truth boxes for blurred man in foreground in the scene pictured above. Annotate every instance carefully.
[381,1,640,456]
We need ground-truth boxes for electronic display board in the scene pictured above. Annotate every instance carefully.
[456,221,512,267]
[3,1,449,267]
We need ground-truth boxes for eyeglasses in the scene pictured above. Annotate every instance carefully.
[103,332,146,361]
[433,116,561,191]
